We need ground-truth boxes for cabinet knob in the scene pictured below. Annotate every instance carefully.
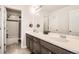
[0,28,1,30]
[69,30,72,32]
[0,46,1,49]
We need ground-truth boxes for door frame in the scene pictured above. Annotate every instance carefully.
[1,6,6,54]
[6,7,21,42]
[4,7,21,53]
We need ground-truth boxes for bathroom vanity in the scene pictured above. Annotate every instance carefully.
[26,32,77,54]
[26,7,79,54]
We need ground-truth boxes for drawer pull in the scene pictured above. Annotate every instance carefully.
[69,30,72,32]
[0,46,1,49]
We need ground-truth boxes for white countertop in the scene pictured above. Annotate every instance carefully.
[26,31,79,54]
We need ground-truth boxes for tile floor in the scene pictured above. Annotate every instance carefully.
[5,42,31,54]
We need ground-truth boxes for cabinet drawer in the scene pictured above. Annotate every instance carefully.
[33,42,40,54]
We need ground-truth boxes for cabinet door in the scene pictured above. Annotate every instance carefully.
[33,42,40,54]
[40,45,52,54]
[26,34,33,52]
[33,38,40,54]
[29,38,33,52]
[26,37,30,49]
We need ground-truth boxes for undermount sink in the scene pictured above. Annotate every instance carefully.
[33,29,39,33]
[50,37,69,42]
[48,33,69,42]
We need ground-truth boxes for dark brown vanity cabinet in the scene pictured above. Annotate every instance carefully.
[26,33,75,54]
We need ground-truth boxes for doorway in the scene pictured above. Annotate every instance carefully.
[5,8,21,53]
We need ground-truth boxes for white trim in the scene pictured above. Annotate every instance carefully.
[1,6,5,54]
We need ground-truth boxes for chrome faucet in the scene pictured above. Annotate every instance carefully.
[33,29,39,33]
[60,35,66,38]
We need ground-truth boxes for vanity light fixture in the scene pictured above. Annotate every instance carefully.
[30,5,42,15]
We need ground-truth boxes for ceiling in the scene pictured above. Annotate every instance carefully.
[40,5,69,13]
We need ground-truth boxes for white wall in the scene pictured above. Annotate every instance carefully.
[49,5,79,34]
[21,6,34,48]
